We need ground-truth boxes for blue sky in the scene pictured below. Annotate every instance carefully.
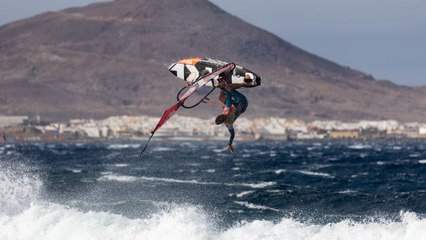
[0,0,424,86]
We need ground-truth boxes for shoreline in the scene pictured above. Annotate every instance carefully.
[1,115,426,144]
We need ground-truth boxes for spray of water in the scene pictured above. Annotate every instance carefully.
[0,153,43,215]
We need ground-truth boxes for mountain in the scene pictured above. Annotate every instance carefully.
[1,0,425,122]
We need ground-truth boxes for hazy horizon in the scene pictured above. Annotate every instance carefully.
[0,0,424,86]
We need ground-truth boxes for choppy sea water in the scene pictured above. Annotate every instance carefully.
[1,140,426,239]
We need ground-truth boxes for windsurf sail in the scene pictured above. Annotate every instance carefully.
[176,86,216,109]
[139,62,236,156]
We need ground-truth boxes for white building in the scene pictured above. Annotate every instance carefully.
[0,115,28,128]
[419,126,426,135]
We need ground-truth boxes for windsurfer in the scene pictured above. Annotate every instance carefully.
[215,73,252,154]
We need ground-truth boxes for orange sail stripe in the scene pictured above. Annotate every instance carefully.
[178,57,203,65]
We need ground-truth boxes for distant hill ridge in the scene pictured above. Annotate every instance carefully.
[0,0,425,122]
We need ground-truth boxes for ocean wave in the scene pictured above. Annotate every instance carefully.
[2,190,426,240]
[1,204,426,240]
[221,212,426,240]
[0,204,213,240]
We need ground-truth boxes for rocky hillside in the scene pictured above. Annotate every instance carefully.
[1,0,425,122]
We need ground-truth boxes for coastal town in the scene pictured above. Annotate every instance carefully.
[1,114,426,143]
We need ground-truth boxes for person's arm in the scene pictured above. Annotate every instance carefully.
[229,83,250,89]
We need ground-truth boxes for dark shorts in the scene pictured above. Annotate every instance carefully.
[235,99,248,119]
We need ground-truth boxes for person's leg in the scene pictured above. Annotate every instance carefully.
[234,100,248,119]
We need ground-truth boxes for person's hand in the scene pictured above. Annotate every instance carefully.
[217,80,226,88]
[227,144,234,154]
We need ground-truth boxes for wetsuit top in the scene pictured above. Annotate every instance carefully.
[222,89,248,108]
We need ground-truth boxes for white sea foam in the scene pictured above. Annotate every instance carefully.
[351,172,369,178]
[348,144,372,150]
[139,176,214,185]
[274,169,287,174]
[152,147,175,152]
[98,174,139,182]
[98,174,219,186]
[234,201,280,212]
[419,160,426,164]
[107,144,139,150]
[186,163,202,167]
[114,163,129,168]
[234,191,255,198]
[66,168,82,173]
[237,182,276,189]
[0,158,43,215]
[220,212,426,240]
[0,204,214,240]
[98,174,275,190]
[2,164,426,240]
[258,151,270,155]
[338,190,359,194]
[2,203,426,240]
[267,189,287,194]
[298,170,334,178]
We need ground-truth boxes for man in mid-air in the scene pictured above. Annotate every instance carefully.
[215,73,252,154]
